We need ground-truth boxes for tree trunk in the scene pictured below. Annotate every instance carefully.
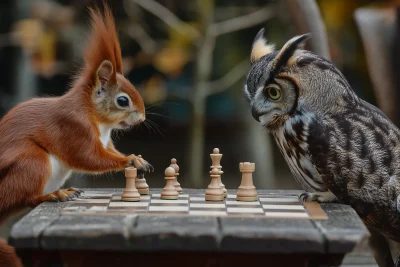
[188,35,216,187]
[355,7,398,125]
[15,0,38,105]
[187,0,215,187]
[188,94,207,187]
[283,0,330,60]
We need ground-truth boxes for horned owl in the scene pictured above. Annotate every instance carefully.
[245,29,400,249]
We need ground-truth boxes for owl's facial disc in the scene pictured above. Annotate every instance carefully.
[250,84,283,125]
[249,79,297,129]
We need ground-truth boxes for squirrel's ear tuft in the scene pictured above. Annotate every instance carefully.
[270,33,311,75]
[97,60,113,85]
[250,28,275,63]
[81,3,122,88]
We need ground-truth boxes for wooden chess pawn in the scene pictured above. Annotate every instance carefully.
[210,148,227,197]
[205,168,224,201]
[237,162,257,202]
[161,167,179,200]
[135,155,149,195]
[169,158,182,193]
[122,167,140,202]
[135,177,149,195]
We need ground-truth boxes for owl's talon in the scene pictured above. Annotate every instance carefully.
[300,192,311,202]
[300,191,338,203]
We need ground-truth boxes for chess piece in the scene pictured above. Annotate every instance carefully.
[205,168,224,201]
[210,148,227,197]
[122,167,141,202]
[169,158,182,193]
[237,162,257,201]
[161,167,179,200]
[135,156,149,195]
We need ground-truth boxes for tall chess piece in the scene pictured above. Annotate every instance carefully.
[205,168,224,201]
[210,148,227,197]
[135,155,149,195]
[237,162,257,201]
[161,167,179,200]
[122,167,141,202]
[170,158,182,193]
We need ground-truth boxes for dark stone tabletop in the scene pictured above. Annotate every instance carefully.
[9,188,369,255]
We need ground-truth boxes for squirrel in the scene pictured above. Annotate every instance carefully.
[0,4,152,266]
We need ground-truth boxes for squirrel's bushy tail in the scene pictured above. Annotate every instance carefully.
[0,239,22,267]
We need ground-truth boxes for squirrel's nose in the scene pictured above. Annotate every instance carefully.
[251,108,261,122]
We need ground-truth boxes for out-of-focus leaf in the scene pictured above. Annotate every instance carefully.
[39,29,56,64]
[35,29,57,77]
[167,22,199,47]
[319,0,360,29]
[143,74,167,104]
[154,46,190,77]
[13,19,44,54]
[13,19,58,77]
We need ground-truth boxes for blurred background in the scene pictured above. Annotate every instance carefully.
[1,0,400,238]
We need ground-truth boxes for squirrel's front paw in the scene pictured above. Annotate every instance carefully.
[32,188,82,206]
[300,191,339,203]
[127,154,154,173]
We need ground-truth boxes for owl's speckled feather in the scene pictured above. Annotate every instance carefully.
[245,29,400,242]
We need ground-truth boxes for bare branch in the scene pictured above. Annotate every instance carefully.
[206,59,249,95]
[210,7,274,36]
[130,0,201,40]
[126,24,157,54]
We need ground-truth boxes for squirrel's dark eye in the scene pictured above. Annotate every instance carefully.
[116,96,130,108]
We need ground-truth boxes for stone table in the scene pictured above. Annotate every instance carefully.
[9,189,369,267]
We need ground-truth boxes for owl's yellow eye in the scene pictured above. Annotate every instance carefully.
[266,87,281,100]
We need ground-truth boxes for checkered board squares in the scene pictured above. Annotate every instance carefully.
[223,195,306,216]
[61,192,328,220]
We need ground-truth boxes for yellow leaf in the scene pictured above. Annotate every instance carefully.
[143,75,167,104]
[154,46,190,77]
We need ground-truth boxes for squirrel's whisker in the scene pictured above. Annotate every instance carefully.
[146,112,171,119]
[146,119,166,139]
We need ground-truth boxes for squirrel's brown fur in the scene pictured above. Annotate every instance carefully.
[0,3,149,265]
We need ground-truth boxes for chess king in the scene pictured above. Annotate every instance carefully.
[0,4,151,266]
[244,29,400,265]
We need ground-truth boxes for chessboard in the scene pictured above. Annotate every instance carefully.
[61,191,328,220]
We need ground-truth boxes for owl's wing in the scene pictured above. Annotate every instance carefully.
[306,117,331,182]
[307,110,400,240]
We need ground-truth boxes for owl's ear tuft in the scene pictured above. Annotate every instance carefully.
[250,28,275,63]
[271,33,311,74]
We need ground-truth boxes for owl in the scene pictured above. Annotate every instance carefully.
[245,29,400,257]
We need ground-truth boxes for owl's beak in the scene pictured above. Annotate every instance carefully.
[251,108,261,122]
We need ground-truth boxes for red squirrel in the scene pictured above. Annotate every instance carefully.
[0,4,151,265]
